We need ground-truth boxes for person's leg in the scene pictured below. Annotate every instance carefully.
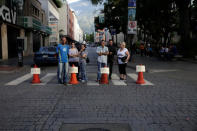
[79,62,82,81]
[75,62,79,80]
[119,64,123,79]
[63,62,69,84]
[97,62,101,81]
[81,61,87,82]
[109,62,113,79]
[58,62,63,84]
[123,64,127,80]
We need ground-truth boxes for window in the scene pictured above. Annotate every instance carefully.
[32,5,40,17]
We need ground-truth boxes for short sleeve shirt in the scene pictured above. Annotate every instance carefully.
[69,48,79,62]
[117,48,128,64]
[56,43,69,63]
[96,46,108,64]
[79,50,88,63]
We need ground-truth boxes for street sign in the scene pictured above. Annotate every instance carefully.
[69,67,78,73]
[31,68,41,74]
[99,14,105,24]
[101,67,109,74]
[136,65,145,72]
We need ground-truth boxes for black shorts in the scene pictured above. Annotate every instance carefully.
[118,64,127,75]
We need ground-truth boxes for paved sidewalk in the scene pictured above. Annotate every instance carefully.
[0,55,33,73]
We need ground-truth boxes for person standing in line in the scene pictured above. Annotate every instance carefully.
[69,42,79,66]
[56,36,70,85]
[96,40,109,82]
[107,39,116,80]
[69,42,79,79]
[117,42,130,80]
[79,43,88,83]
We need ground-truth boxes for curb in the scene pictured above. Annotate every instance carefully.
[0,65,30,74]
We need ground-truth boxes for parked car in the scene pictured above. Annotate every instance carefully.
[34,46,58,65]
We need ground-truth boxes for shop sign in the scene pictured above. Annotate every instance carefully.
[0,5,16,24]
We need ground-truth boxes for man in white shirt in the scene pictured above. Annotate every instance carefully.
[96,40,109,82]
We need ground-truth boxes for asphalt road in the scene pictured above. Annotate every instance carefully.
[0,47,196,131]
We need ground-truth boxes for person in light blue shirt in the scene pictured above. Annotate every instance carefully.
[96,40,109,82]
[56,36,70,85]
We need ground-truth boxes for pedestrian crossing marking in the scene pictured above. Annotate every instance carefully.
[87,80,99,86]
[5,73,33,86]
[5,73,154,86]
[32,73,56,85]
[111,74,127,86]
[127,73,154,86]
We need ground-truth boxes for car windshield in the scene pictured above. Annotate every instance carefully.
[40,47,56,52]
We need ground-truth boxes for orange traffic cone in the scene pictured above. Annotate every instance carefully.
[100,66,109,84]
[32,65,41,84]
[136,72,145,84]
[69,65,78,85]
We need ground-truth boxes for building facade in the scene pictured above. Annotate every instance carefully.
[0,0,51,60]
[68,7,74,40]
[73,12,83,43]
[39,0,59,45]
[58,0,68,37]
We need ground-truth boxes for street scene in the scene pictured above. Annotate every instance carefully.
[0,0,197,131]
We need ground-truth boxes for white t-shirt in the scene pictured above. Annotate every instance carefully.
[96,46,109,64]
[117,48,128,64]
[69,48,79,62]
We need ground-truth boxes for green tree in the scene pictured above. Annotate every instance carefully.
[93,0,128,37]
[86,33,94,42]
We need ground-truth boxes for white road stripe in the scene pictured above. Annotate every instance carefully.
[127,73,154,86]
[112,74,120,80]
[112,80,127,86]
[5,73,33,86]
[111,74,127,86]
[32,73,56,85]
[149,69,177,73]
[87,80,99,86]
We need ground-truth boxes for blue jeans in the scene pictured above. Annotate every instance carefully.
[97,62,107,81]
[57,62,68,83]
[80,61,87,81]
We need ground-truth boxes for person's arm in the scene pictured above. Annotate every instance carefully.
[96,47,102,56]
[125,50,130,62]
[69,49,74,57]
[75,49,79,57]
[81,51,88,58]
[103,47,109,55]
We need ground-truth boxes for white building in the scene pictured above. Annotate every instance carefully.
[58,0,68,37]
[73,11,83,42]
[39,0,60,45]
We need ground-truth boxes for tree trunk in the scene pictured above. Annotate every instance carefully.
[176,0,191,55]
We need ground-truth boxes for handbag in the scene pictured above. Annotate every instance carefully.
[121,56,127,62]
[86,57,90,63]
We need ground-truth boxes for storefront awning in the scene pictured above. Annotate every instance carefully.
[21,16,52,35]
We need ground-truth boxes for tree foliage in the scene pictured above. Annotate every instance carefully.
[92,0,128,35]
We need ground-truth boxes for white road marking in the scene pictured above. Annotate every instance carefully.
[149,69,177,73]
[5,73,33,86]
[112,80,127,86]
[32,73,56,85]
[87,81,99,86]
[127,73,154,86]
[111,74,127,86]
[112,74,120,80]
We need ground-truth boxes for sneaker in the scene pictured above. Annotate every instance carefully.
[63,83,67,86]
